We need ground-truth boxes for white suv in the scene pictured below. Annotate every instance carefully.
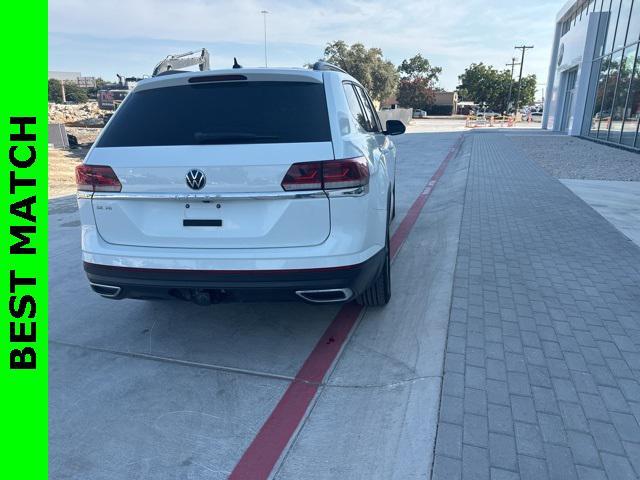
[76,62,405,306]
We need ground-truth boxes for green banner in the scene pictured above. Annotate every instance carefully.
[1,1,48,478]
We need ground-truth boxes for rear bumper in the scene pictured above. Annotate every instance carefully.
[83,248,385,302]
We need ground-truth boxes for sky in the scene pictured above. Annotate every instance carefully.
[49,0,562,96]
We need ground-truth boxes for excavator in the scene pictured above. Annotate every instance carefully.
[97,48,211,113]
[97,48,209,113]
[152,48,210,77]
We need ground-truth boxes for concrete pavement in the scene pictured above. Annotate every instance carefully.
[49,130,465,479]
[560,179,640,247]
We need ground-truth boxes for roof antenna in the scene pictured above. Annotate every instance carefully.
[233,57,242,69]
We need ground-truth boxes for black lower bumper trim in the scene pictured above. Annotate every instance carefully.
[83,249,385,302]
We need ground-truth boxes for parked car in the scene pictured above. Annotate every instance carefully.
[76,63,405,306]
[412,109,428,118]
[477,111,500,118]
[594,110,611,120]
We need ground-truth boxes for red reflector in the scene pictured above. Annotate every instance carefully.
[322,156,369,190]
[281,162,322,191]
[76,165,122,192]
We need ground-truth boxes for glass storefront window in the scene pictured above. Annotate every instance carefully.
[603,0,621,54]
[590,57,610,136]
[576,0,640,148]
[627,2,640,43]
[608,47,635,142]
[622,44,640,146]
[598,50,623,139]
[613,0,633,51]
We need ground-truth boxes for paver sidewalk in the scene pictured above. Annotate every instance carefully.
[433,133,640,480]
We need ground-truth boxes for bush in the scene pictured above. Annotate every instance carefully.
[48,78,89,103]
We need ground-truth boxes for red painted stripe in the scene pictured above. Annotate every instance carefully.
[228,302,363,480]
[229,134,464,480]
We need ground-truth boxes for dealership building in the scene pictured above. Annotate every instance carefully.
[543,0,640,150]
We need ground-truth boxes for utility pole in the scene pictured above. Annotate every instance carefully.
[261,10,269,67]
[514,45,534,118]
[505,57,520,113]
[539,83,546,104]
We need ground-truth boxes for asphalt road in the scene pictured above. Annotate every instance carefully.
[49,129,467,479]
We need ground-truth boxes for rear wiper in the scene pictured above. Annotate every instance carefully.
[194,132,280,144]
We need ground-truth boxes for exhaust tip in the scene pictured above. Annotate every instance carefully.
[295,288,353,303]
[90,283,122,298]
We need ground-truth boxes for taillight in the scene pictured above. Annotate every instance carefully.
[280,157,369,192]
[322,157,369,190]
[281,162,322,191]
[75,165,122,192]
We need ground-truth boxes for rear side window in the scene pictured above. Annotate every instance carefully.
[343,83,369,132]
[354,85,382,132]
[97,81,331,147]
[342,82,380,133]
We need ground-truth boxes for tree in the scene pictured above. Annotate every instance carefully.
[457,63,510,111]
[396,54,442,110]
[48,79,63,103]
[321,41,398,102]
[65,82,89,103]
[48,79,89,103]
[397,78,435,110]
[457,63,537,112]
[514,75,537,111]
[398,54,441,82]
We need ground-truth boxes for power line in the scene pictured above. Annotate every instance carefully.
[514,45,534,116]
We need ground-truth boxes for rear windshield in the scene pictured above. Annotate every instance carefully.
[97,81,331,147]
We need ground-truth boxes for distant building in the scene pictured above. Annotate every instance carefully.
[380,96,400,109]
[381,91,458,115]
[48,71,82,82]
[48,71,97,103]
[543,0,640,150]
[431,91,459,115]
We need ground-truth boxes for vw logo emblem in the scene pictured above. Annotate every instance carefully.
[186,169,206,190]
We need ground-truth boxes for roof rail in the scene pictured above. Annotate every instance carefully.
[312,61,347,74]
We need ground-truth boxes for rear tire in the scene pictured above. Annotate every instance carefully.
[357,223,391,307]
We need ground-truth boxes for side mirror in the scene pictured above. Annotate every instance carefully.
[384,119,406,136]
